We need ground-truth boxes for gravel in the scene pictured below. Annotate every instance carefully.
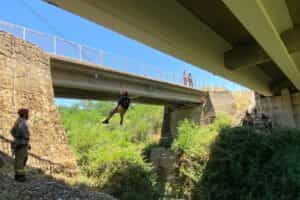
[0,172,117,200]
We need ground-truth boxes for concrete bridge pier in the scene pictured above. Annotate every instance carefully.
[160,104,202,147]
[255,89,300,128]
[159,91,237,147]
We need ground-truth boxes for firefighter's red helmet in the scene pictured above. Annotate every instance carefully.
[18,108,29,116]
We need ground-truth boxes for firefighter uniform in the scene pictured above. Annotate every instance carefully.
[11,110,30,182]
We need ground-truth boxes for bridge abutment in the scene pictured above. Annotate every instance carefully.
[160,104,202,147]
[160,91,236,146]
[255,89,300,128]
[0,32,76,172]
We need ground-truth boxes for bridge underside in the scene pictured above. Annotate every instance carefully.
[50,55,205,106]
[46,0,300,96]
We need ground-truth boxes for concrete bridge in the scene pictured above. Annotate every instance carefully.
[0,30,237,160]
[51,55,205,106]
[46,0,300,128]
[45,0,300,96]
[48,54,236,142]
[51,54,235,142]
[51,54,217,143]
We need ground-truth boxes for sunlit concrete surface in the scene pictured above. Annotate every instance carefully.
[46,0,300,96]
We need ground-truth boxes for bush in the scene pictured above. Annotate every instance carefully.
[170,114,232,198]
[100,161,160,200]
[59,101,162,199]
[194,127,300,200]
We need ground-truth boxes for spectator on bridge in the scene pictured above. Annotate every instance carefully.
[188,73,194,88]
[183,70,188,86]
[102,90,131,125]
[11,108,30,182]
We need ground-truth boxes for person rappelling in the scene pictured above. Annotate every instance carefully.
[102,90,131,125]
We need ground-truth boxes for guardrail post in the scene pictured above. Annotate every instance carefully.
[79,45,82,61]
[53,36,57,54]
[99,50,104,65]
[22,27,26,40]
[172,73,175,82]
[143,65,147,77]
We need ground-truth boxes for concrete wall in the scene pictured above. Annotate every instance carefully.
[293,93,300,126]
[160,90,236,146]
[161,104,202,146]
[256,90,300,128]
[0,32,76,170]
[201,91,237,124]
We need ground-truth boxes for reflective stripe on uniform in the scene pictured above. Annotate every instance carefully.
[15,169,25,175]
[117,105,125,113]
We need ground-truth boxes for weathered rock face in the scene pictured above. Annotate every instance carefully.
[0,32,76,170]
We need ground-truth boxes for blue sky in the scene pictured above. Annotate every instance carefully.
[0,0,244,106]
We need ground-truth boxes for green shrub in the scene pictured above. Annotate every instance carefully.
[59,101,162,199]
[99,160,160,200]
[194,127,300,200]
[170,114,232,198]
[60,101,300,200]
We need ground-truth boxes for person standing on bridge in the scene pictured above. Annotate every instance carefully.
[183,70,188,86]
[102,91,131,125]
[11,108,30,182]
[188,73,194,88]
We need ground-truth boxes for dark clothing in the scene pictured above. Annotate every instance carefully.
[11,118,30,181]
[118,95,130,110]
[242,114,254,127]
[11,118,30,146]
[14,145,28,180]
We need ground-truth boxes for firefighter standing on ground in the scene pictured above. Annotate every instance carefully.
[11,108,30,182]
[102,91,131,125]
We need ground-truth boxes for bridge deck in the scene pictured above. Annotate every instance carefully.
[50,55,206,105]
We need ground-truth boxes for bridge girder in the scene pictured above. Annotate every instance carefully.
[45,0,300,95]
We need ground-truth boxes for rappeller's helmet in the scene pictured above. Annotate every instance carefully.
[122,91,128,96]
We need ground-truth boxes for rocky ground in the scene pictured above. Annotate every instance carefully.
[0,172,116,200]
[0,153,116,200]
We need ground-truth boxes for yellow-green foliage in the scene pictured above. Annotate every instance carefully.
[59,101,163,200]
[60,101,300,200]
[170,114,232,198]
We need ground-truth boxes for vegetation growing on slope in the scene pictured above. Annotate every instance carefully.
[195,127,300,200]
[169,113,232,198]
[59,101,300,200]
[171,116,300,200]
[59,101,163,200]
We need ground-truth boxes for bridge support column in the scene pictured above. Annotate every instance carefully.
[255,89,300,128]
[160,104,202,147]
[159,91,237,147]
[281,89,296,127]
[0,32,76,172]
